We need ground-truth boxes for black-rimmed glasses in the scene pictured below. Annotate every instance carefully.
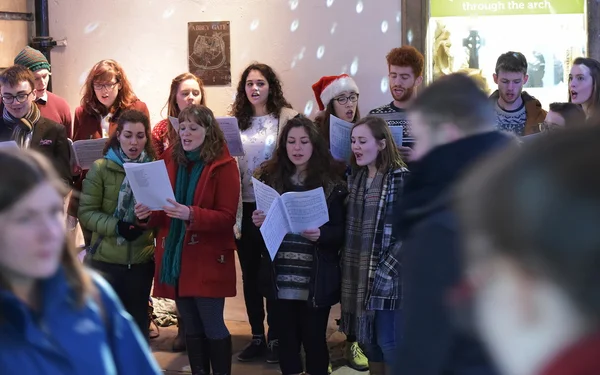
[1,91,33,104]
[335,93,359,105]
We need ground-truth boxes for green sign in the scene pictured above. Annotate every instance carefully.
[430,0,585,17]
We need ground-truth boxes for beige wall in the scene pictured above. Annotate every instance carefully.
[48,0,402,124]
[0,0,33,69]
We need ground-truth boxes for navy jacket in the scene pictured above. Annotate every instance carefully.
[392,131,510,375]
[0,267,161,375]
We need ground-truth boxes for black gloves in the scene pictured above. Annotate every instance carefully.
[117,221,144,242]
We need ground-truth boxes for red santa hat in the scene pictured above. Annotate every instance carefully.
[311,74,359,111]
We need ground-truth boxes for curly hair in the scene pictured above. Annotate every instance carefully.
[172,104,225,165]
[103,109,156,160]
[386,46,425,77]
[350,116,406,171]
[81,59,139,116]
[259,116,342,194]
[230,63,292,131]
[158,72,207,149]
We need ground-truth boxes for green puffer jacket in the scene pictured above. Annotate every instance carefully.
[78,158,154,265]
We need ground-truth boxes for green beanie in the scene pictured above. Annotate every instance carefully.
[14,46,51,72]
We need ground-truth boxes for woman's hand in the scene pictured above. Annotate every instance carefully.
[301,228,320,242]
[163,199,191,220]
[252,210,266,227]
[135,203,152,220]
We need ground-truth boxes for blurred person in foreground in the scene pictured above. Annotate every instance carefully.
[0,148,160,375]
[392,73,512,375]
[457,126,600,375]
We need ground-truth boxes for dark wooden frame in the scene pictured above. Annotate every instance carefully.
[403,0,600,67]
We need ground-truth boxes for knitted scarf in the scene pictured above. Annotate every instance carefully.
[160,150,205,286]
[3,102,41,148]
[105,147,152,245]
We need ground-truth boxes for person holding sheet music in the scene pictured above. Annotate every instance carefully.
[312,75,370,371]
[152,72,206,158]
[252,116,347,375]
[312,74,360,147]
[136,104,240,375]
[340,116,409,374]
[68,59,150,246]
[231,63,298,363]
[78,109,156,339]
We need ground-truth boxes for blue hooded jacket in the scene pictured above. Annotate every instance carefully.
[0,267,161,375]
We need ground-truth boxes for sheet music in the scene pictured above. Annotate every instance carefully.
[260,199,291,260]
[252,177,281,213]
[329,114,353,162]
[72,138,108,170]
[280,187,329,233]
[216,117,244,157]
[0,141,19,150]
[169,116,180,131]
[123,160,175,210]
[389,126,403,148]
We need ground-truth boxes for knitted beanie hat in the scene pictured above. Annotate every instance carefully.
[14,46,51,72]
[311,74,359,111]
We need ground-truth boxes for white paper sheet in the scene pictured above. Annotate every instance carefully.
[258,186,329,259]
[123,160,175,210]
[0,141,19,150]
[252,177,281,213]
[260,199,291,260]
[329,114,353,162]
[169,116,180,131]
[72,138,107,170]
[216,117,244,157]
[281,187,329,232]
[389,126,403,148]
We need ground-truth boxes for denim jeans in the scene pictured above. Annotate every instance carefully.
[362,308,402,365]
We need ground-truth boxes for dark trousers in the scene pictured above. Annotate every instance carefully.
[90,260,154,338]
[176,297,230,339]
[272,299,331,375]
[237,202,278,340]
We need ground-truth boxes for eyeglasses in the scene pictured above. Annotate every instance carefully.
[93,81,119,91]
[1,91,33,104]
[335,93,359,105]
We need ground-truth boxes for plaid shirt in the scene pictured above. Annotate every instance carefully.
[366,167,408,311]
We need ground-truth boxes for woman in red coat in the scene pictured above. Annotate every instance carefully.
[136,104,239,375]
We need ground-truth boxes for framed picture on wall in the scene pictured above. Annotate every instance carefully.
[188,21,232,86]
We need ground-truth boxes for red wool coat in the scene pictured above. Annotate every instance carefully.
[150,147,240,299]
[540,331,600,375]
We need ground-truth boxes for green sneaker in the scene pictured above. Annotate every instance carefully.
[345,341,369,371]
[328,361,333,374]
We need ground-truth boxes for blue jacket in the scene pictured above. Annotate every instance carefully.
[0,267,161,375]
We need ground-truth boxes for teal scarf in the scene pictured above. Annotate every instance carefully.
[160,150,205,286]
[105,147,152,245]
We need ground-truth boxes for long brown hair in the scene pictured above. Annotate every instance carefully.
[0,149,92,309]
[158,72,207,147]
[570,57,600,118]
[230,63,293,131]
[259,116,341,193]
[102,109,156,159]
[172,104,225,165]
[81,59,139,116]
[350,116,405,171]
